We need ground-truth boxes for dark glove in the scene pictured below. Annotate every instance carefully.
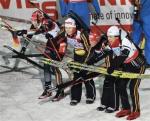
[16,30,27,36]
[98,34,108,47]
[100,34,107,42]
[45,33,53,39]
[20,47,26,54]
[87,58,96,65]
[26,34,33,39]
[87,51,99,65]
[107,66,114,74]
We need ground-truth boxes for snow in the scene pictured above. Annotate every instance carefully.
[0,21,150,121]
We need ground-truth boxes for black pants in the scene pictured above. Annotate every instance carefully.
[100,55,119,109]
[70,53,96,102]
[101,75,120,109]
[118,64,145,112]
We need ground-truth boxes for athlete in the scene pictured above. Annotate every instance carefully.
[88,26,145,120]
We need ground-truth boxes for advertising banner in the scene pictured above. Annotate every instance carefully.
[0,0,134,31]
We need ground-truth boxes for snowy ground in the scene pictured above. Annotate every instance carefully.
[0,21,150,121]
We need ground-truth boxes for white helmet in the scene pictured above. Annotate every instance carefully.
[107,26,119,36]
[65,18,76,28]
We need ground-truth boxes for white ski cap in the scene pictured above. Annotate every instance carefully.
[107,26,119,36]
[65,18,76,27]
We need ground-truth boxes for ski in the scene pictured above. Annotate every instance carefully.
[48,77,83,92]
[4,45,44,70]
[42,58,150,79]
[12,53,44,58]
[48,72,101,92]
[0,15,31,24]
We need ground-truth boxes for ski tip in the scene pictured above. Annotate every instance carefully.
[3,45,7,48]
[3,45,12,50]
[42,58,50,61]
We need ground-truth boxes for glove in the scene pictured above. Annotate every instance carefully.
[45,33,53,39]
[16,30,27,36]
[87,58,96,65]
[26,34,33,39]
[92,34,107,50]
[107,66,114,74]
[100,34,107,42]
[20,47,26,54]
[87,51,99,65]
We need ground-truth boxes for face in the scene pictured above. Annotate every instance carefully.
[65,26,76,36]
[108,36,120,48]
[31,19,41,29]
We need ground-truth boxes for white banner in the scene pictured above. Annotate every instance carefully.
[95,0,133,25]
[0,0,58,20]
[0,0,134,29]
